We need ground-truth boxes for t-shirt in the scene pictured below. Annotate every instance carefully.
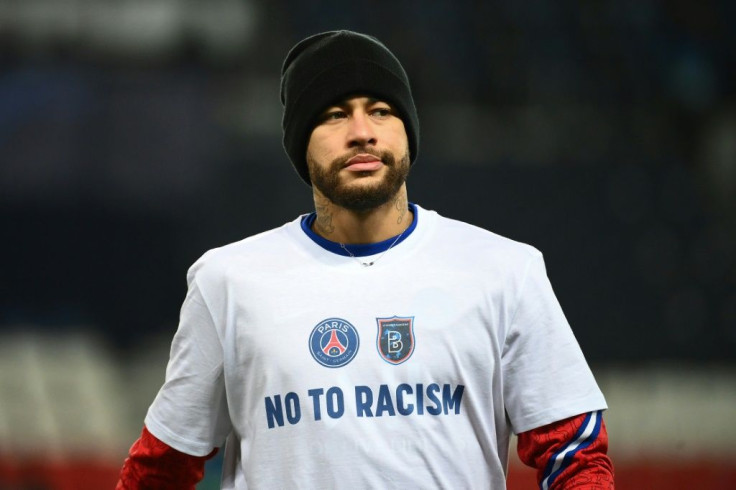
[145,204,607,489]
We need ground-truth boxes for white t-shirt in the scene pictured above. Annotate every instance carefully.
[145,204,607,489]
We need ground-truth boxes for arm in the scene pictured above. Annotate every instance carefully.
[119,259,231,488]
[116,425,218,490]
[517,411,614,490]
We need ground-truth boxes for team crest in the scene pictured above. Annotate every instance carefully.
[309,318,360,368]
[376,316,415,365]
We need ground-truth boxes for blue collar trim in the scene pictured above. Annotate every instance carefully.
[300,203,418,257]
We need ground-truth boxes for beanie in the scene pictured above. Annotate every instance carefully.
[280,30,419,185]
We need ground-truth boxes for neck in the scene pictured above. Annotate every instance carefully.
[311,186,412,244]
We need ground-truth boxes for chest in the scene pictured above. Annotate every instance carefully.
[219,266,508,387]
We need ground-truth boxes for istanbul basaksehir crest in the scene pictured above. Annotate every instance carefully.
[376,316,415,365]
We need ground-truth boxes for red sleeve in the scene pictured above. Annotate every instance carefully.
[517,411,614,489]
[116,426,218,490]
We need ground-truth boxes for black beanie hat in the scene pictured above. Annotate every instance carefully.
[280,30,419,185]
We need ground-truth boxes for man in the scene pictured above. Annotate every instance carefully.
[118,30,614,489]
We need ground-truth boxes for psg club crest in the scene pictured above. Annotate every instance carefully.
[376,316,415,365]
[309,318,360,368]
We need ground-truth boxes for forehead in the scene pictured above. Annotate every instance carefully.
[321,95,391,110]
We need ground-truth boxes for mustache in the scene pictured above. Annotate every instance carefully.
[337,147,394,167]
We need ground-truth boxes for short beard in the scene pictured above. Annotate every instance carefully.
[307,147,410,212]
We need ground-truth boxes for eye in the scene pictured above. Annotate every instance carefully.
[320,110,347,123]
[324,111,348,121]
[370,107,393,118]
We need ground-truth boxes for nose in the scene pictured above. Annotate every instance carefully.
[346,111,377,148]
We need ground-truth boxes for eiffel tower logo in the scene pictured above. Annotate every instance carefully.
[309,318,360,368]
[322,329,347,357]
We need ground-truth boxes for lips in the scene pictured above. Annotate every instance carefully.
[345,153,383,172]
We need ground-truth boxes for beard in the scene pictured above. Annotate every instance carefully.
[307,147,410,212]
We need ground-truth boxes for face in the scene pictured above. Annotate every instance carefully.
[306,96,410,212]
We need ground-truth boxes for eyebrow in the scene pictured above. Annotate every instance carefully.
[329,97,387,108]
[317,97,392,118]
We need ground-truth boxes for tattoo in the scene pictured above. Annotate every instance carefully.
[314,197,335,235]
[394,194,408,224]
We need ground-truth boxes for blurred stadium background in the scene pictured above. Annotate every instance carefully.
[1,1,734,488]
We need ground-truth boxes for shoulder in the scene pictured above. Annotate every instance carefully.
[186,217,303,284]
[420,206,542,267]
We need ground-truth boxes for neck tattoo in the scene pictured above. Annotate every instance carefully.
[339,229,406,267]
